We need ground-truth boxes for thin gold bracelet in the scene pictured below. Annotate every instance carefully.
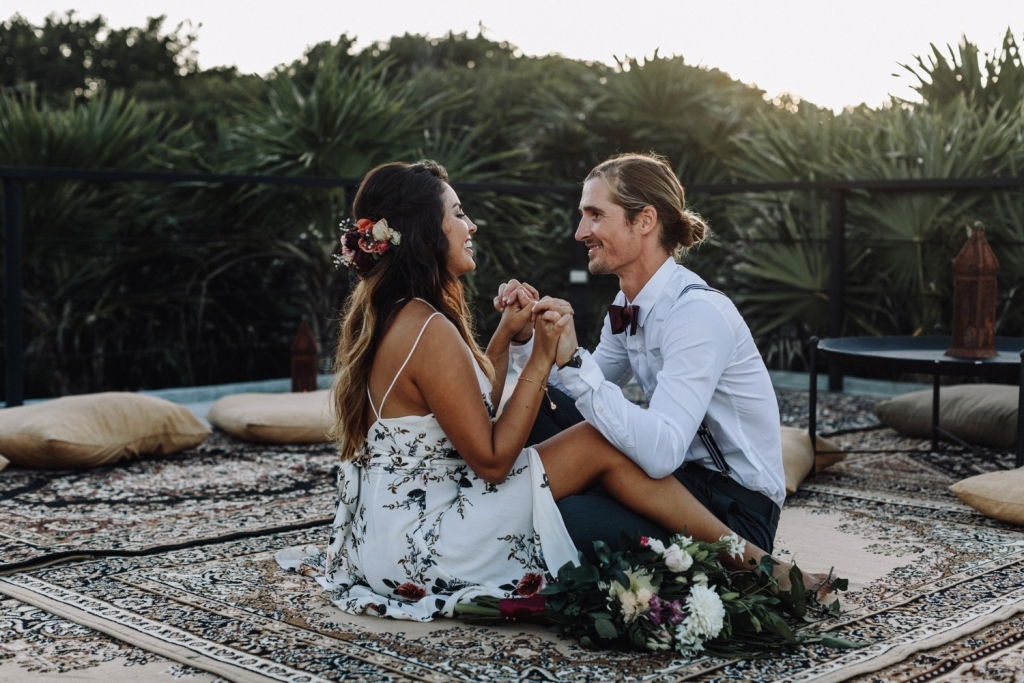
[518,376,556,411]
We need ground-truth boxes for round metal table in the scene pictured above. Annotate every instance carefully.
[809,336,1024,468]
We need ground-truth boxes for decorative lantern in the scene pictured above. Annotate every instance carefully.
[291,319,319,392]
[946,223,999,359]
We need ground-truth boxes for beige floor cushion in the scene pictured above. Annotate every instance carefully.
[875,384,1018,450]
[780,426,845,496]
[207,390,337,444]
[0,393,210,469]
[950,467,1024,525]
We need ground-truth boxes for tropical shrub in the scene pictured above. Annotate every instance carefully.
[724,94,1024,366]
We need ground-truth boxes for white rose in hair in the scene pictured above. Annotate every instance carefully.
[371,218,392,242]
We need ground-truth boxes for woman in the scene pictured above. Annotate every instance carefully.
[277,160,819,621]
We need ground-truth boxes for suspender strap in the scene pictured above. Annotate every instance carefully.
[697,422,731,476]
[678,283,724,297]
[677,283,731,476]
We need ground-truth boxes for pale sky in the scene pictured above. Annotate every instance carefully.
[13,0,1024,111]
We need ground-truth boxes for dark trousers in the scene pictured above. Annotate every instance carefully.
[527,386,780,564]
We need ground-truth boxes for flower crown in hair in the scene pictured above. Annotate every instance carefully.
[334,217,402,276]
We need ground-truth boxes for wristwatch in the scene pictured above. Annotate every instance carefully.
[559,347,584,370]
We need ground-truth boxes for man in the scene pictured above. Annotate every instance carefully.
[498,153,785,560]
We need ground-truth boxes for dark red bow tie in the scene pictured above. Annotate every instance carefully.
[608,304,640,335]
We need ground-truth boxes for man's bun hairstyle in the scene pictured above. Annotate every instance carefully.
[585,153,709,256]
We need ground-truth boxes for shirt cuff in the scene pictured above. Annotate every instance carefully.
[508,337,533,371]
[555,349,602,398]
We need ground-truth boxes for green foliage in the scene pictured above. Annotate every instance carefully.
[456,533,858,655]
[521,52,766,184]
[725,92,1024,366]
[4,14,1024,394]
[0,88,199,394]
[903,29,1024,113]
[1,12,198,102]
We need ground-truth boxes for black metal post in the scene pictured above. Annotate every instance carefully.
[1017,350,1023,468]
[808,336,819,453]
[827,190,846,392]
[931,365,941,453]
[3,177,24,408]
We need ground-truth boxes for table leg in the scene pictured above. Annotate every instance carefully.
[1017,351,1023,468]
[931,370,940,453]
[809,337,818,454]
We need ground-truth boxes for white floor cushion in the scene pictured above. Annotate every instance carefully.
[780,426,845,496]
[207,390,337,444]
[875,384,1018,450]
[950,467,1024,525]
[0,393,210,469]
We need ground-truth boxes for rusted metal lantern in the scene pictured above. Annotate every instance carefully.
[946,223,999,359]
[291,319,319,392]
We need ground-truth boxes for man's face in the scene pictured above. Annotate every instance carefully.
[576,178,641,276]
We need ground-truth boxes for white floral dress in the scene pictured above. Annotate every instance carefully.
[276,311,578,621]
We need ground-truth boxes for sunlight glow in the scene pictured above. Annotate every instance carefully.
[13,0,1022,111]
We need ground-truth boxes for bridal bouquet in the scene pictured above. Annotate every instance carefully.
[455,532,857,656]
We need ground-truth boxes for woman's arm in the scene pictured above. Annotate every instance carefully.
[413,311,568,484]
[484,298,535,409]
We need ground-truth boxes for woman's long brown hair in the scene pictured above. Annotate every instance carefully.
[332,160,494,460]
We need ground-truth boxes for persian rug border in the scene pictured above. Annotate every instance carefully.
[811,598,1024,683]
[0,574,310,683]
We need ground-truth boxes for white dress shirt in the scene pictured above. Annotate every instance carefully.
[511,257,786,508]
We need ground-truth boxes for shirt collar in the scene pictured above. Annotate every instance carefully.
[624,257,676,329]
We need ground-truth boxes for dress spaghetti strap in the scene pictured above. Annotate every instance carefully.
[367,308,442,420]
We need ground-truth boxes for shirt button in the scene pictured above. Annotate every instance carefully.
[638,347,644,353]
[597,407,605,413]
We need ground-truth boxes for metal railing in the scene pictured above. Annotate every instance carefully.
[0,167,584,406]
[4,166,1024,406]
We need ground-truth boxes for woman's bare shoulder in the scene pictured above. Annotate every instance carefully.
[384,300,461,354]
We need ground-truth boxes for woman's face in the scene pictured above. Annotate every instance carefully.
[440,183,477,276]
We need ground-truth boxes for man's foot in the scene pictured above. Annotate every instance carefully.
[773,561,835,600]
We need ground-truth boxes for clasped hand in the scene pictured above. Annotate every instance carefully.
[494,279,579,368]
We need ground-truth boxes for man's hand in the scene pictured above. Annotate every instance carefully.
[494,280,540,343]
[533,298,579,368]
[532,309,573,367]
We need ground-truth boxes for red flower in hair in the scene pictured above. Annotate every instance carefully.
[334,217,402,277]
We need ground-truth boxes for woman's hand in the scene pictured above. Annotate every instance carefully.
[494,280,539,344]
[494,296,534,346]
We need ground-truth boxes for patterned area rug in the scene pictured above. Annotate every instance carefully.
[0,432,337,570]
[1,390,1022,682]
[0,594,226,681]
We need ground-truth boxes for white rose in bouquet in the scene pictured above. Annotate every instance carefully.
[720,532,746,561]
[663,544,693,572]
[678,584,725,640]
